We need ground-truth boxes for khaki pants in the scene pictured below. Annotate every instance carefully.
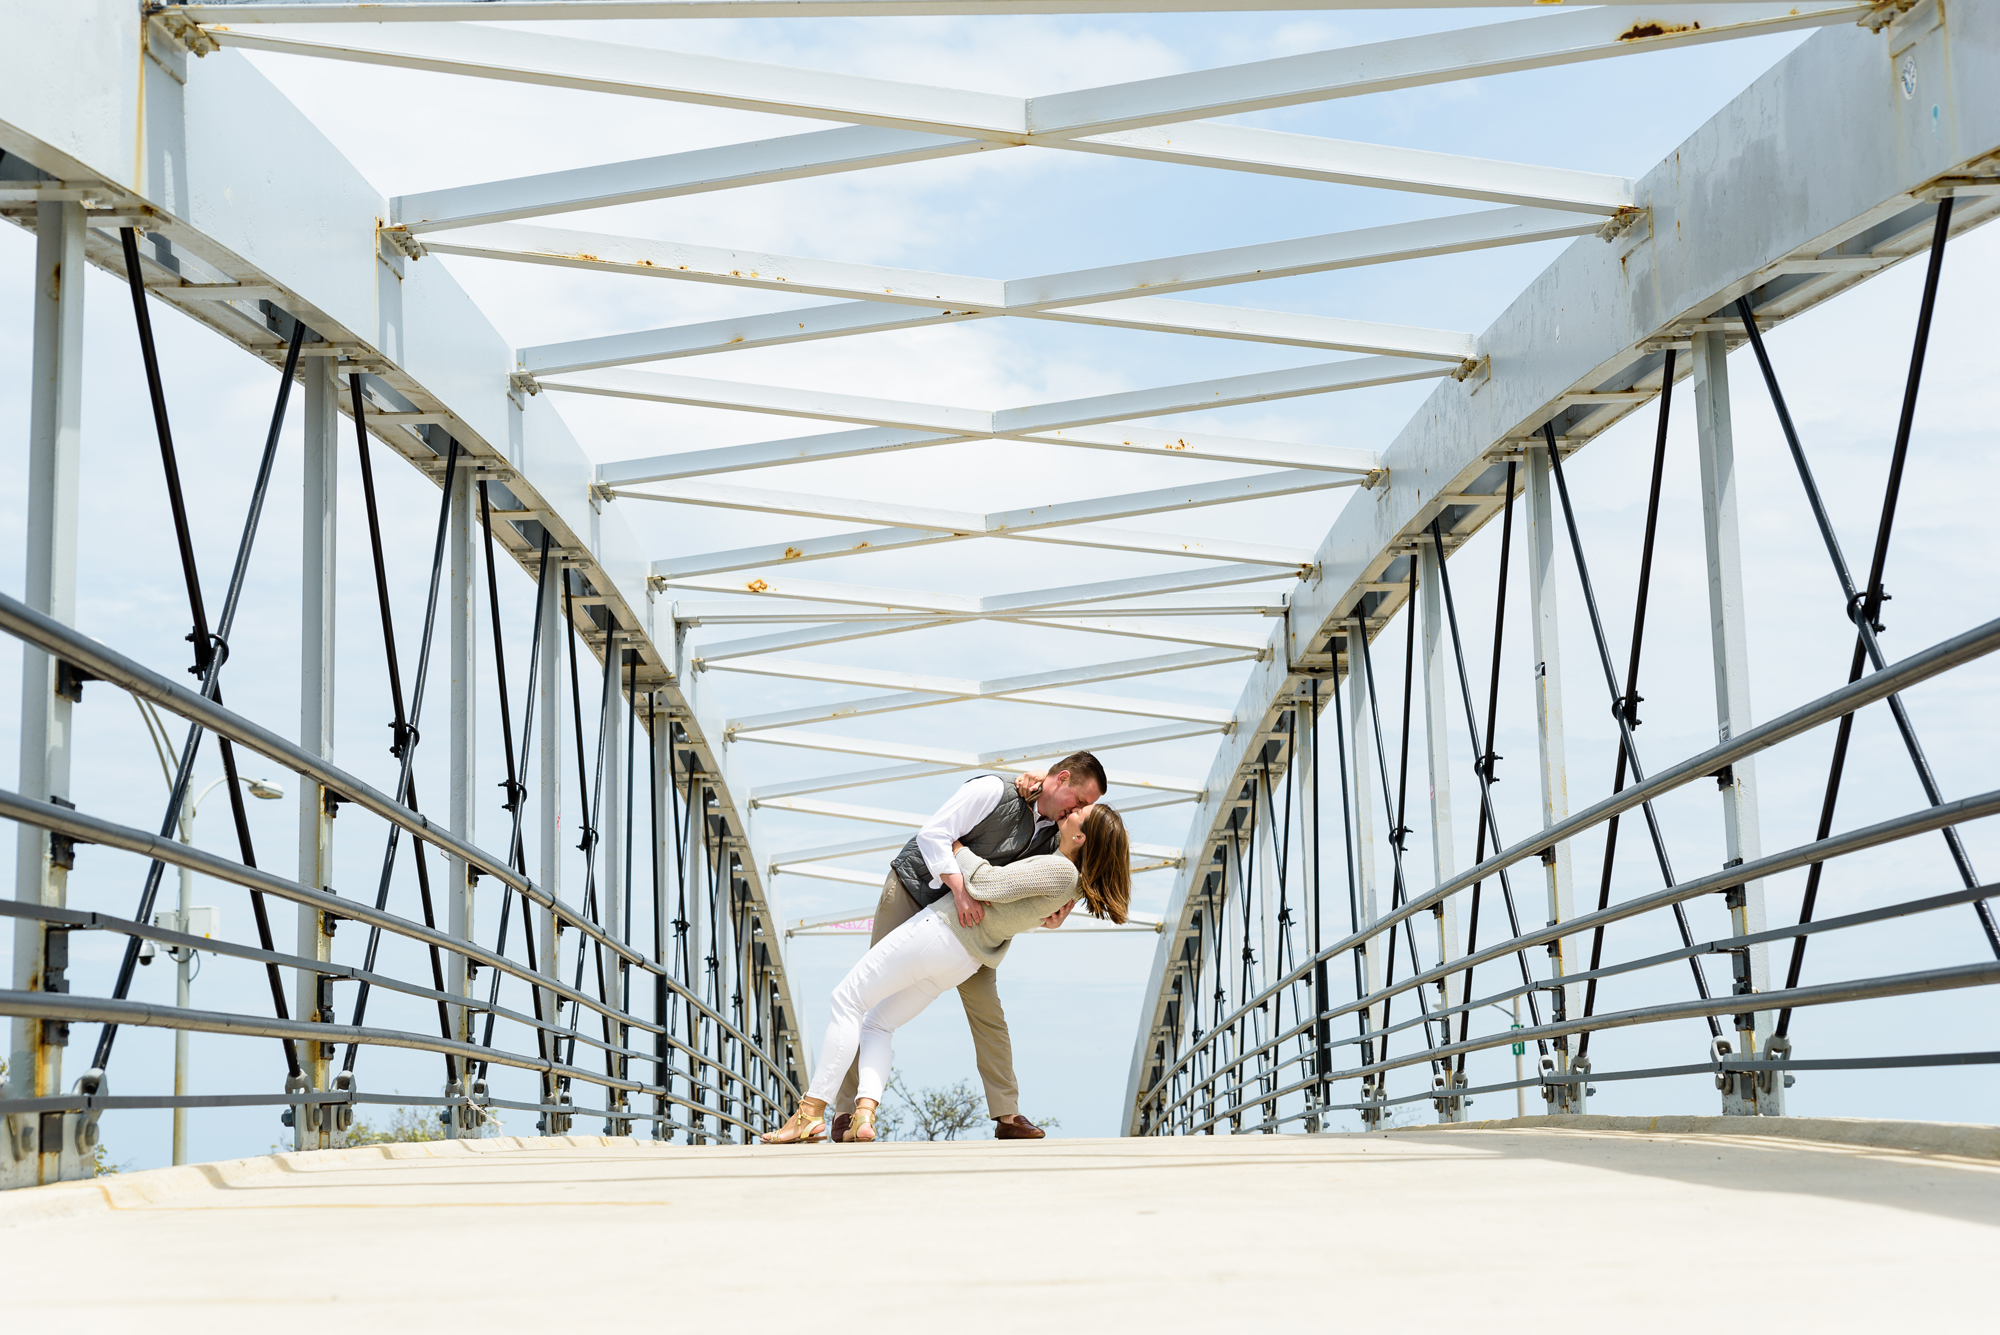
[831,874,1018,1118]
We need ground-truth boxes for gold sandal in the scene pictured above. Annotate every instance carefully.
[760,1099,827,1144]
[850,1101,879,1143]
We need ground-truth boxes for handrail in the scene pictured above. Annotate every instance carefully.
[1133,616,2000,1108]
[0,594,798,1092]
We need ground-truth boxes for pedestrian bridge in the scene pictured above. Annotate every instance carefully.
[4,0,1999,1224]
[8,1120,1995,1328]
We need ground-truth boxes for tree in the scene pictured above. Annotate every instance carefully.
[874,1072,1059,1141]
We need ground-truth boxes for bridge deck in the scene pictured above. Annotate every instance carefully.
[7,1119,1993,1330]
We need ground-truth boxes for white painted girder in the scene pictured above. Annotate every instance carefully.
[599,423,1383,487]
[393,125,997,232]
[1023,5,1865,137]
[657,524,1311,581]
[659,564,1287,613]
[393,121,1628,239]
[618,469,1351,539]
[559,356,1443,439]
[518,297,1474,375]
[436,209,1597,317]
[182,1,1832,20]
[202,7,1862,145]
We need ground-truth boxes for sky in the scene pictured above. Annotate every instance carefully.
[2,8,1997,1168]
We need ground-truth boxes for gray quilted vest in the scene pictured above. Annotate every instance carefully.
[888,776,1057,907]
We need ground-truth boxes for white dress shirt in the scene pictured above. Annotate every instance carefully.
[915,775,1053,890]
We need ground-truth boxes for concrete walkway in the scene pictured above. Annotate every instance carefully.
[5,1118,1995,1331]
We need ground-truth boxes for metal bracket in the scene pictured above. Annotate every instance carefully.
[72,1068,105,1157]
[1595,206,1646,242]
[148,7,221,57]
[509,371,542,397]
[378,225,426,261]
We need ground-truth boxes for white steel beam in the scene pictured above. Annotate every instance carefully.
[8,201,85,1188]
[659,564,1286,612]
[1024,5,1865,138]
[671,595,1286,622]
[427,224,1004,307]
[726,680,1237,733]
[453,210,1595,319]
[395,126,996,232]
[568,358,1441,442]
[768,835,908,869]
[202,24,1029,138]
[181,2,1831,20]
[598,427,960,487]
[619,470,1353,538]
[598,422,1382,490]
[654,524,1312,580]
[705,646,1252,698]
[520,297,1473,375]
[1067,124,1631,215]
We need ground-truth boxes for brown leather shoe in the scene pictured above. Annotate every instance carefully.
[828,1112,852,1144]
[994,1114,1045,1140]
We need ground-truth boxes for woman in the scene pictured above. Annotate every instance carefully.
[762,802,1131,1144]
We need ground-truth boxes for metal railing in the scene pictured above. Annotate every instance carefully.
[1135,614,2000,1134]
[0,591,798,1150]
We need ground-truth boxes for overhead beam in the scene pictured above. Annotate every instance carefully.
[597,421,1383,488]
[618,469,1356,536]
[444,208,1599,318]
[394,125,997,232]
[1023,4,1865,138]
[657,564,1288,613]
[558,355,1445,438]
[180,2,1823,20]
[518,296,1474,375]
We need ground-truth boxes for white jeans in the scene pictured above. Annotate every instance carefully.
[805,905,979,1105]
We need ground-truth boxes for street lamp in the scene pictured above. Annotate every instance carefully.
[138,772,284,1166]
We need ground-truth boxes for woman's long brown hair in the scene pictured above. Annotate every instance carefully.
[1075,805,1131,925]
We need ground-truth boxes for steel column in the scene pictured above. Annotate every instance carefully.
[5,201,85,1187]
[1417,537,1466,1119]
[648,694,672,1139]
[1690,330,1781,1115]
[536,558,566,1130]
[446,459,479,1130]
[600,635,627,1132]
[294,354,341,1149]
[1522,438,1583,1113]
[1344,622,1383,1122]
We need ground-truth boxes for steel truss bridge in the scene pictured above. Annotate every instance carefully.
[3,0,1998,1199]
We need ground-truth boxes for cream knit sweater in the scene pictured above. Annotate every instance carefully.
[936,847,1080,968]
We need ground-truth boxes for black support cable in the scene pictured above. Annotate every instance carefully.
[474,503,554,1071]
[1330,653,1372,1070]
[1543,424,1721,1037]
[1577,354,1675,1058]
[1733,202,2000,973]
[96,243,308,1076]
[343,437,463,1075]
[1426,517,1549,1068]
[1455,463,1518,1064]
[1356,614,1446,1073]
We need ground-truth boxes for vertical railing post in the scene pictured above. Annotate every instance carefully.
[1344,621,1383,1125]
[1296,687,1330,1129]
[445,460,478,1134]
[1523,439,1584,1113]
[537,558,568,1133]
[292,353,341,1150]
[6,201,86,1188]
[1417,538,1467,1120]
[648,693,671,1139]
[1691,331,1783,1115]
[600,636,628,1134]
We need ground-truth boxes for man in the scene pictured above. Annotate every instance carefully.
[827,751,1109,1142]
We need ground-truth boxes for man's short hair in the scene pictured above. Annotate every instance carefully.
[1052,750,1109,796]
